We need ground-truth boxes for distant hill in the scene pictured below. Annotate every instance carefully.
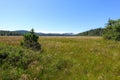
[77,28,104,36]
[0,30,75,36]
[14,30,29,34]
[14,30,75,36]
[38,33,74,36]
[0,28,105,36]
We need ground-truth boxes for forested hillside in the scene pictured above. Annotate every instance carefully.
[77,28,104,36]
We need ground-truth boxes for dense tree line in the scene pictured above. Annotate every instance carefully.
[0,31,22,36]
[77,28,104,36]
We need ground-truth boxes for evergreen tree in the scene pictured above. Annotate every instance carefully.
[103,19,120,41]
[21,29,41,50]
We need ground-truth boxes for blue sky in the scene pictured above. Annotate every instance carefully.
[0,0,120,33]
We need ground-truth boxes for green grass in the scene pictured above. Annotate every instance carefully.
[0,36,120,80]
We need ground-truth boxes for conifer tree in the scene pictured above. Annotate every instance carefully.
[21,29,41,50]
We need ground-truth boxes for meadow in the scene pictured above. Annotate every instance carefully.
[0,36,120,80]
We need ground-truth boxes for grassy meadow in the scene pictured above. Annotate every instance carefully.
[0,36,120,80]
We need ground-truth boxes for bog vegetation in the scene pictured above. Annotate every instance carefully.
[0,36,120,80]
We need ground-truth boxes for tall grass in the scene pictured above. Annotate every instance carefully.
[0,36,120,80]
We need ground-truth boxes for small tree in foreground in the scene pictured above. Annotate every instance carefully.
[21,29,41,50]
[103,19,120,41]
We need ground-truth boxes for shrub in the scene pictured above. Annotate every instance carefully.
[103,19,120,41]
[0,44,41,69]
[21,29,41,50]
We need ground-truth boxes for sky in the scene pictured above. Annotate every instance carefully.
[0,0,120,33]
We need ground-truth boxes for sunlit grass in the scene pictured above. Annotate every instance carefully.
[0,36,120,80]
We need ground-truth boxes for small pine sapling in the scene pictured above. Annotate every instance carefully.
[21,29,41,50]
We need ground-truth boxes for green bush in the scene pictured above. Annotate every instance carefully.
[0,44,42,79]
[0,44,41,69]
[21,29,41,50]
[103,19,120,41]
